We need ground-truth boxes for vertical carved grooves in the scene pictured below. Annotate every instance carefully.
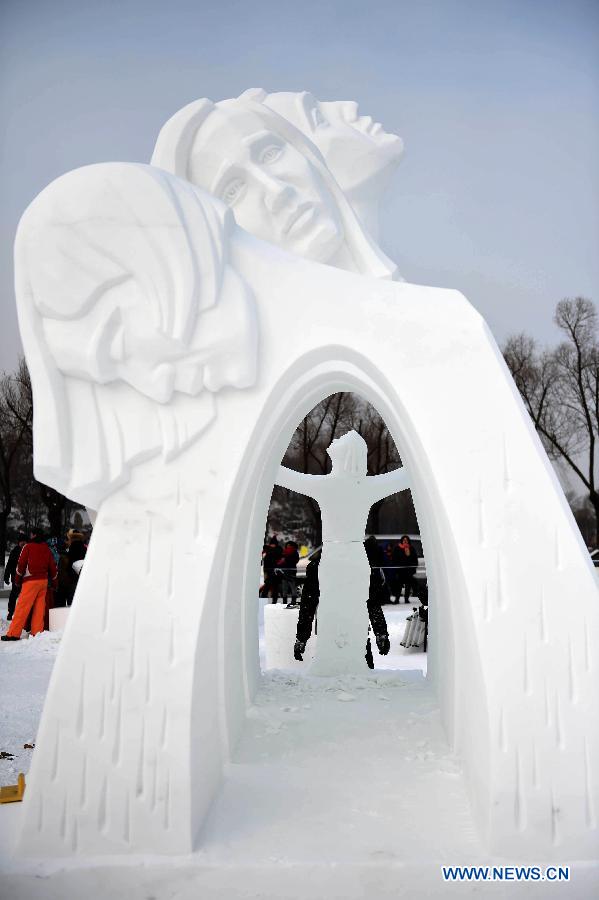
[502,434,511,491]
[71,817,78,852]
[129,610,137,680]
[160,708,168,749]
[176,476,181,508]
[112,691,122,765]
[50,728,60,782]
[37,794,43,833]
[544,680,551,728]
[478,479,486,546]
[568,636,577,703]
[483,581,491,623]
[514,749,525,831]
[98,776,107,833]
[496,554,506,612]
[539,586,548,644]
[531,739,539,789]
[523,634,531,696]
[584,737,596,828]
[150,754,158,811]
[76,666,85,739]
[59,795,67,840]
[498,706,507,753]
[136,718,145,797]
[146,517,153,576]
[555,693,564,750]
[584,620,591,672]
[80,756,87,808]
[551,787,560,845]
[164,773,170,829]
[102,574,110,634]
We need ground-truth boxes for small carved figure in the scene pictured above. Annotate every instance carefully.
[275,430,409,674]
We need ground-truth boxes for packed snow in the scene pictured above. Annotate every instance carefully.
[1,594,596,898]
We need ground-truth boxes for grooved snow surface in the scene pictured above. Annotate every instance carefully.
[1,598,595,898]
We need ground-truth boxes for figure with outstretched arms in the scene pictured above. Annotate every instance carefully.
[275,430,410,675]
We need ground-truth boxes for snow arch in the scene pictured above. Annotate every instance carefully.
[14,164,598,862]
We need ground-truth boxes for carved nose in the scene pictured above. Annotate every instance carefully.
[259,172,294,215]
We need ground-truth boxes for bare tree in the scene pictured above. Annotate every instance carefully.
[504,296,599,537]
[0,360,33,564]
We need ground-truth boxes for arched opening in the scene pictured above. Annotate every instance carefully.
[258,391,428,675]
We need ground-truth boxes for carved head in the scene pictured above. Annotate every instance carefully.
[151,97,397,279]
[246,90,404,203]
[326,430,369,477]
[15,163,257,508]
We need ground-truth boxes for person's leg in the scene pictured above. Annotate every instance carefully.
[7,584,20,619]
[30,582,48,636]
[5,581,40,638]
[404,575,413,604]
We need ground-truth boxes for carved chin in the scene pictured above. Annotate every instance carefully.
[297,219,344,263]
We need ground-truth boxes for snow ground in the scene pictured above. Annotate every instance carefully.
[1,596,596,898]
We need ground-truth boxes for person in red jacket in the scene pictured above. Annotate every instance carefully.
[1,528,58,641]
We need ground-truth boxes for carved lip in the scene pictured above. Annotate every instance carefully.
[284,202,316,236]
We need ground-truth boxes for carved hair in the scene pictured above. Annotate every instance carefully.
[15,162,256,508]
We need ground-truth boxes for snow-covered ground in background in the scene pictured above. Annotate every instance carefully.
[1,596,595,898]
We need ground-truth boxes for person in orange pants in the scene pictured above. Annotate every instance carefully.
[1,528,58,641]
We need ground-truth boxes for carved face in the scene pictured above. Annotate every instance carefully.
[262,91,404,198]
[42,263,254,403]
[188,108,345,263]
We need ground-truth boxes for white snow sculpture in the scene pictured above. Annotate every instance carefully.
[12,101,599,863]
[240,88,404,241]
[18,162,257,509]
[151,93,398,279]
[275,430,409,674]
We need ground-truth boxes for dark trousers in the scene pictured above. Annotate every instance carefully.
[396,571,415,602]
[7,583,21,619]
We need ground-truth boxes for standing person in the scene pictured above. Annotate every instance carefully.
[1,528,57,641]
[393,535,419,604]
[261,537,282,603]
[294,549,321,660]
[280,541,300,607]
[3,532,27,621]
[364,535,391,667]
[56,529,86,608]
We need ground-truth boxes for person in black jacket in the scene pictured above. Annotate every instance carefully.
[392,535,419,603]
[4,532,27,621]
[261,537,282,603]
[294,538,390,667]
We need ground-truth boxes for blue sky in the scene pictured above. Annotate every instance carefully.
[1,0,598,371]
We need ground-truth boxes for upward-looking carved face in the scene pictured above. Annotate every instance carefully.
[261,91,404,199]
[187,107,345,263]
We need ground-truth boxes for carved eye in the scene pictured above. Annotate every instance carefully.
[260,145,282,165]
[221,178,246,206]
[310,107,327,129]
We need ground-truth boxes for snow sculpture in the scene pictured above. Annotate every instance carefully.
[151,93,398,279]
[11,96,599,864]
[240,88,404,240]
[275,430,409,674]
[17,162,257,509]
